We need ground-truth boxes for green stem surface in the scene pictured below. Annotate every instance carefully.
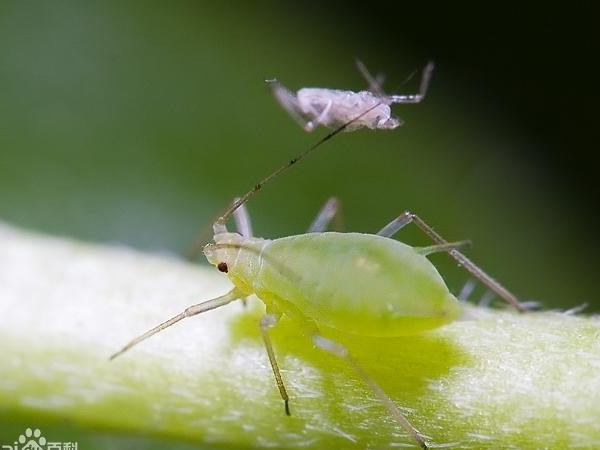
[1,222,598,449]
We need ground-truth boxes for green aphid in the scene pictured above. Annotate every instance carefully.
[111,83,526,449]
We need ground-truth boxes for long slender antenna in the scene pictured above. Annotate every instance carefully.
[188,107,374,259]
[216,101,385,227]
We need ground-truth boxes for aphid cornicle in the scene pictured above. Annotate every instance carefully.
[111,64,527,449]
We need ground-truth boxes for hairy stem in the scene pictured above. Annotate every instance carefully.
[0,222,598,449]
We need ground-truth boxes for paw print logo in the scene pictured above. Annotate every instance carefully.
[17,428,46,450]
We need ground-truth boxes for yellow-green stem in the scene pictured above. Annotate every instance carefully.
[0,222,598,449]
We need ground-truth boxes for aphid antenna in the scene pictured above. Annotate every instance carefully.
[190,98,384,255]
[215,101,386,230]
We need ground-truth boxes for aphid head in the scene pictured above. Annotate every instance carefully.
[204,232,266,296]
[203,232,244,270]
[376,115,402,130]
[348,101,402,131]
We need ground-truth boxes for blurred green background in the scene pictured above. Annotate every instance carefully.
[0,2,596,309]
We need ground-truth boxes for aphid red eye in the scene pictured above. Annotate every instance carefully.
[217,262,228,273]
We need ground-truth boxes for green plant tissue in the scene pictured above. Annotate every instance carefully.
[0,222,599,449]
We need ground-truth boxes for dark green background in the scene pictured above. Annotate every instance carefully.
[1,1,597,311]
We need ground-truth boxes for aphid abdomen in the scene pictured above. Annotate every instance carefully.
[296,89,396,131]
[254,232,461,337]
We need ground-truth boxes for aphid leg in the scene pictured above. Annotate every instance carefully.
[313,334,429,450]
[416,240,471,256]
[307,197,343,233]
[259,312,291,416]
[387,61,435,105]
[305,99,333,132]
[478,289,497,308]
[355,59,386,97]
[216,98,385,227]
[109,288,242,360]
[266,79,310,130]
[377,212,527,312]
[457,279,477,302]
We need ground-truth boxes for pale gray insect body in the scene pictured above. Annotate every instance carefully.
[268,60,434,132]
[283,87,399,131]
